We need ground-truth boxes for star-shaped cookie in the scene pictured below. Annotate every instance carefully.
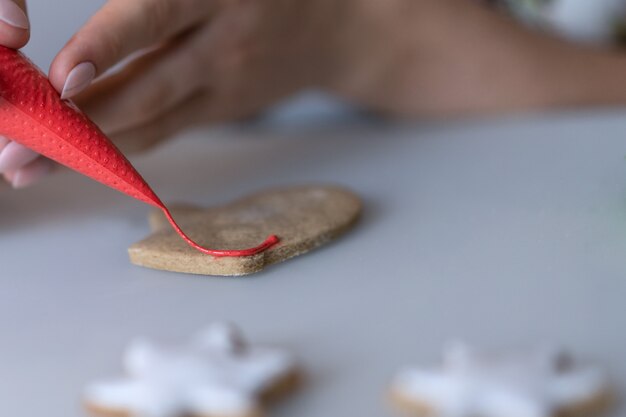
[390,343,611,417]
[85,323,300,417]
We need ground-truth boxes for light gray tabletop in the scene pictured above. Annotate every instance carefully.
[1,1,625,416]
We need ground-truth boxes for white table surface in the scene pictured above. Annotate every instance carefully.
[1,1,625,416]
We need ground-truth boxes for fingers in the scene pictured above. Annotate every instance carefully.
[0,0,29,48]
[108,94,212,154]
[108,91,267,154]
[0,0,41,189]
[74,41,203,135]
[3,157,54,189]
[49,0,214,98]
[0,136,53,188]
[0,0,46,189]
[0,140,38,173]
[0,138,53,188]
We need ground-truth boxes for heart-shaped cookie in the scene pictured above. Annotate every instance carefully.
[128,185,362,276]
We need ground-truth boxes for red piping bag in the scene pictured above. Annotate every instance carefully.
[0,46,278,257]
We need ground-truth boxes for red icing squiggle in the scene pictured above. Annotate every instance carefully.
[0,46,279,257]
[162,207,280,257]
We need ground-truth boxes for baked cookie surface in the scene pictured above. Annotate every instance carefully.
[128,185,362,276]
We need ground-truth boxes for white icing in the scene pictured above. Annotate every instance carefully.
[392,343,608,417]
[85,323,296,417]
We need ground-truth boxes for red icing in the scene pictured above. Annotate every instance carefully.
[0,46,279,257]
[163,208,280,257]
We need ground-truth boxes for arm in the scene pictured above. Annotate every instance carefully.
[5,0,626,189]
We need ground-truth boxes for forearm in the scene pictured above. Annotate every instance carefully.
[323,0,626,118]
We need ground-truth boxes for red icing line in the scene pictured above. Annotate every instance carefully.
[0,46,280,257]
[162,207,280,257]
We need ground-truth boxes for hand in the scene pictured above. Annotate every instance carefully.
[1,0,345,187]
[7,0,626,190]
[0,0,55,188]
[51,0,345,154]
[42,0,626,148]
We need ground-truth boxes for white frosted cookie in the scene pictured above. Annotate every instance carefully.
[390,343,612,417]
[84,323,300,417]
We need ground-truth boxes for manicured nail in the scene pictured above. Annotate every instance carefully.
[0,141,38,173]
[9,158,53,189]
[0,0,29,29]
[61,61,96,99]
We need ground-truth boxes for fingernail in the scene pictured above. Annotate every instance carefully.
[0,135,9,149]
[61,61,96,99]
[0,0,29,30]
[0,141,38,173]
[9,159,54,189]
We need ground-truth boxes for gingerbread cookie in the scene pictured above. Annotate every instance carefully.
[390,343,612,417]
[85,323,300,417]
[128,185,362,276]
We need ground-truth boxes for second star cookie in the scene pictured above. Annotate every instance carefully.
[128,185,362,276]
[390,343,612,417]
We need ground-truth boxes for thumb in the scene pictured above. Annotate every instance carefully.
[0,0,29,49]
